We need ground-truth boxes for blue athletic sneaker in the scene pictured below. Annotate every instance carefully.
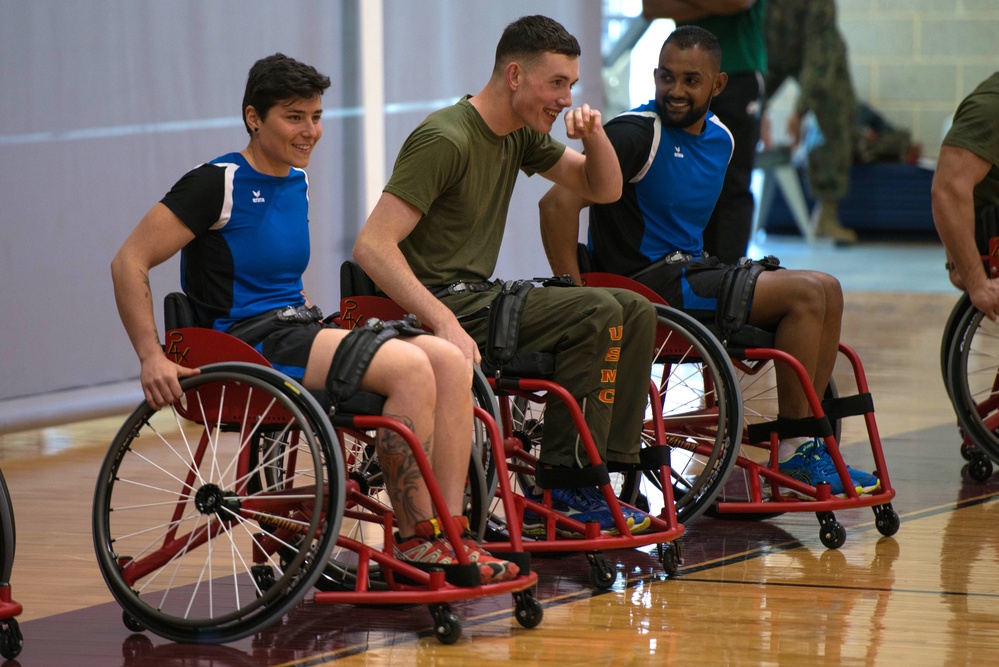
[523,486,652,537]
[846,465,881,494]
[779,440,881,497]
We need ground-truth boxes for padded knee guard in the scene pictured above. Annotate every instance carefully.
[325,315,425,408]
[716,255,782,343]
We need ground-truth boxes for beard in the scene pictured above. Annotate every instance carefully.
[657,95,713,130]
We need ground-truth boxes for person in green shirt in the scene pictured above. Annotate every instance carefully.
[354,15,656,536]
[934,72,999,318]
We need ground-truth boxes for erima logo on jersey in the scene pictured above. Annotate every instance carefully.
[674,146,684,158]
[252,190,265,203]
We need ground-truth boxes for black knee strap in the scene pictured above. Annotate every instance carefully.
[483,276,575,377]
[485,279,534,371]
[716,256,782,343]
[325,315,425,408]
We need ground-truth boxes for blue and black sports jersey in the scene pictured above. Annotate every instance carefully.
[160,152,311,332]
[588,101,734,276]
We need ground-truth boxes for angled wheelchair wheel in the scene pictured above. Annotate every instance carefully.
[93,363,345,644]
[949,301,999,463]
[941,292,972,404]
[618,305,742,524]
[467,367,501,539]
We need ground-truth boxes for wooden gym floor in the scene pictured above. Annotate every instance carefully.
[3,239,998,666]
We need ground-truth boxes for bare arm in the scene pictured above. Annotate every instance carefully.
[541,104,622,204]
[111,203,200,408]
[539,184,593,285]
[642,0,755,22]
[932,144,999,317]
[353,192,481,366]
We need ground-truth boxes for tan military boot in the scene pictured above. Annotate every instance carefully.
[812,200,857,246]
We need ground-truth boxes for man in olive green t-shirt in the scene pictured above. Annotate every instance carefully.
[933,72,999,318]
[354,15,657,535]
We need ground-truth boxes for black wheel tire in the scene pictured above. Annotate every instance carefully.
[514,592,544,629]
[969,453,994,482]
[430,605,462,645]
[874,505,901,537]
[819,520,847,550]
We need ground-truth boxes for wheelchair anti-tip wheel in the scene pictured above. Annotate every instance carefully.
[93,363,345,644]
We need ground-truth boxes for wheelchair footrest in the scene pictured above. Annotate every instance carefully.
[483,550,531,575]
[395,561,482,588]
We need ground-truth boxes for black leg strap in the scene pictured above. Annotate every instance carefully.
[716,256,782,344]
[607,445,672,472]
[534,462,611,490]
[325,315,425,408]
[822,393,875,420]
[746,415,835,444]
[485,279,534,371]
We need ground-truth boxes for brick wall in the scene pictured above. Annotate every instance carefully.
[839,0,999,158]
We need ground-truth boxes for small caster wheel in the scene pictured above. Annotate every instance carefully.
[429,603,462,644]
[968,452,994,482]
[587,553,616,589]
[122,609,145,633]
[873,503,901,537]
[960,438,975,461]
[251,564,276,595]
[513,591,544,629]
[659,541,681,576]
[817,512,846,549]
[0,618,22,659]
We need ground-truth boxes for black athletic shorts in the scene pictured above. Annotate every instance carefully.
[633,256,745,323]
[226,315,326,381]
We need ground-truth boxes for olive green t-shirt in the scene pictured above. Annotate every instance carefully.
[689,0,767,75]
[385,96,566,285]
[944,72,999,213]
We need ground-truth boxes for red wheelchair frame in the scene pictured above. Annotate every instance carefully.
[580,272,900,549]
[337,291,685,588]
[92,306,541,646]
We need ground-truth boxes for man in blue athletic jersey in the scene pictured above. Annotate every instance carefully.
[539,26,879,496]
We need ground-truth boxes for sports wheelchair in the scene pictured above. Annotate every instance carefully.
[940,233,999,480]
[338,262,697,589]
[92,293,541,645]
[579,256,899,550]
[0,467,22,659]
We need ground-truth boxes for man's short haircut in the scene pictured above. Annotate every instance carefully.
[662,25,722,69]
[493,15,581,74]
[241,53,332,134]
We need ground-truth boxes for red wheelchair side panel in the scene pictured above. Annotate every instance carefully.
[335,296,422,331]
